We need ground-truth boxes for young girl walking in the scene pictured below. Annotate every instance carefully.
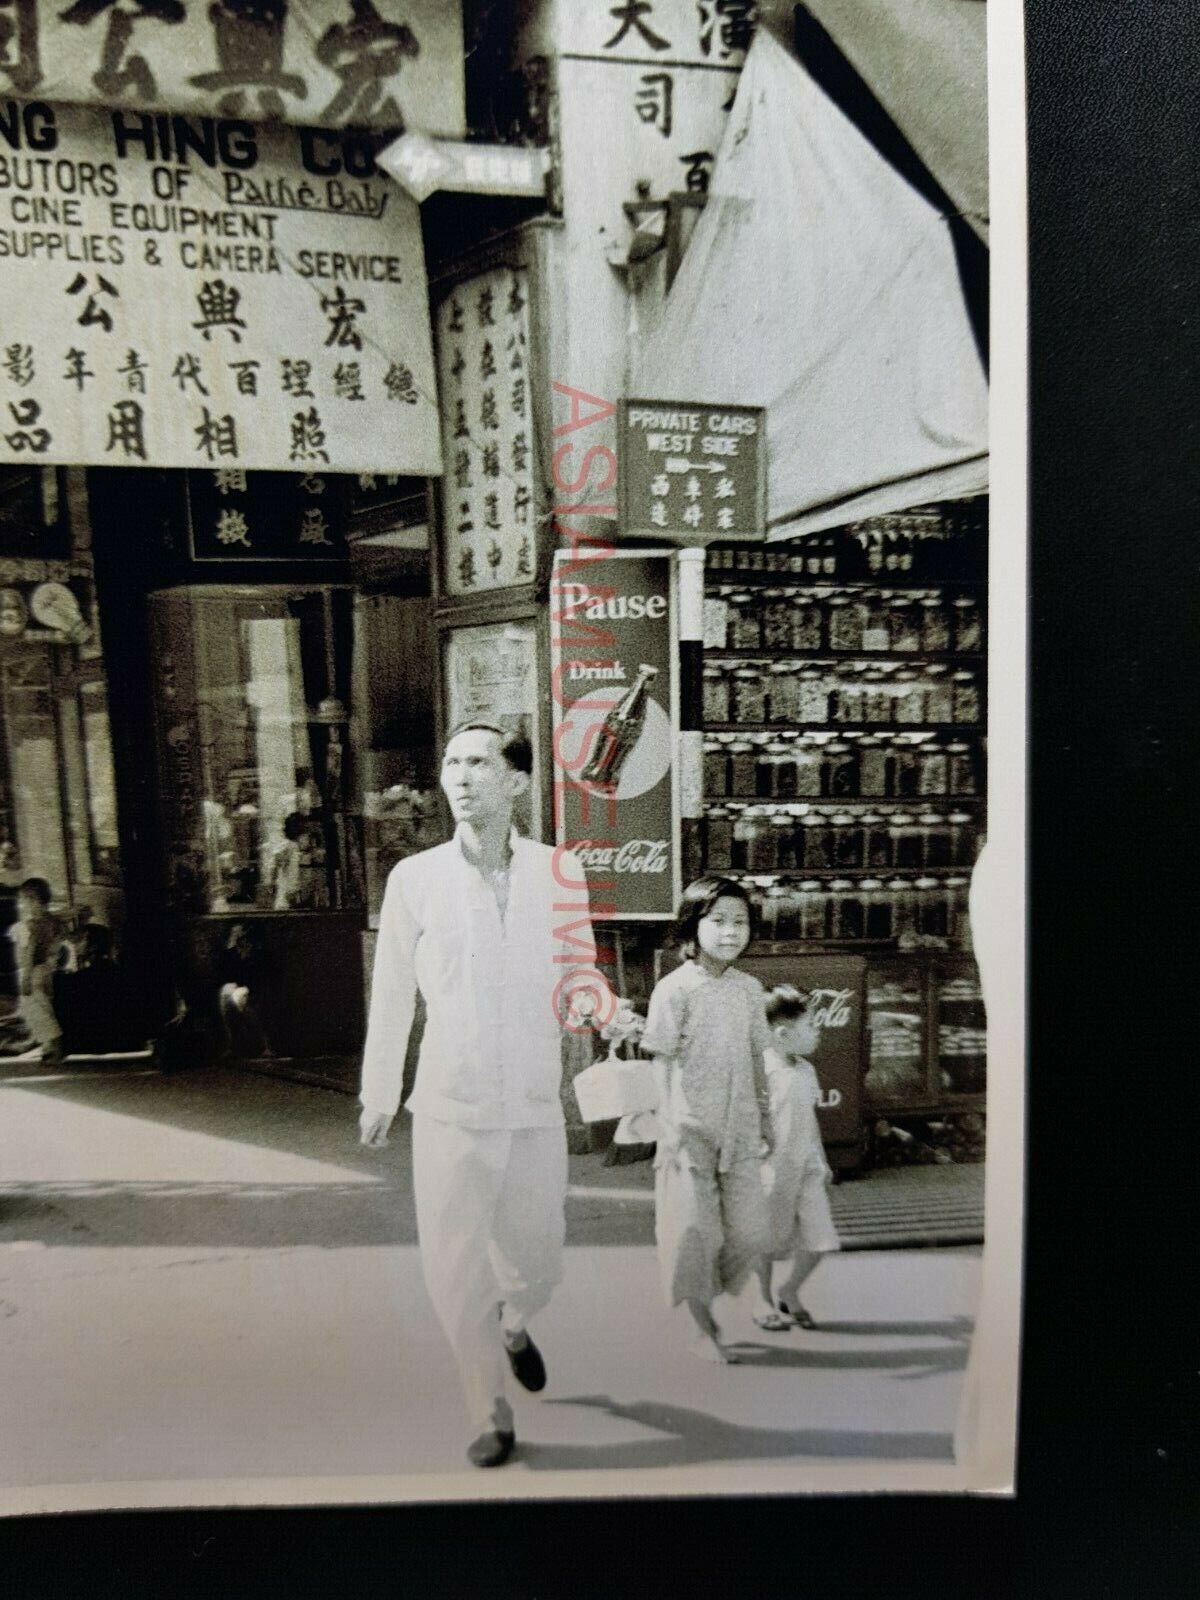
[642,877,774,1363]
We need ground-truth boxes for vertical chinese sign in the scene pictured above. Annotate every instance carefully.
[619,399,765,540]
[435,266,536,596]
[551,548,680,919]
[0,104,442,476]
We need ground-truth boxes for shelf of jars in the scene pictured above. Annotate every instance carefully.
[704,511,987,584]
[711,870,973,946]
[702,663,984,730]
[703,733,984,804]
[703,588,984,657]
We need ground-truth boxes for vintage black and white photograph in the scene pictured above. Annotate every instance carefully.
[0,0,1024,1508]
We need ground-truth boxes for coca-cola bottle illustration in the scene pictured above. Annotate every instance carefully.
[582,664,658,788]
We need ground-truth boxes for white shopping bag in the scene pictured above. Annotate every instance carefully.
[572,1056,657,1124]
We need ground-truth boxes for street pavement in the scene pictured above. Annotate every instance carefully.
[0,1060,980,1507]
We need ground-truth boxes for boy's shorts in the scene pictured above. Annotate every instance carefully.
[765,1169,840,1259]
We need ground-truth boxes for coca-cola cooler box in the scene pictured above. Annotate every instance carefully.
[657,949,867,1169]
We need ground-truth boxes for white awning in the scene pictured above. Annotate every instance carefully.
[632,26,988,540]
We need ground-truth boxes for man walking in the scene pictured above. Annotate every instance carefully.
[359,722,600,1468]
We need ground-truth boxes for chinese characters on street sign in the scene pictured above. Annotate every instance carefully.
[187,468,353,562]
[378,133,549,204]
[435,266,536,595]
[0,103,442,475]
[0,1,465,134]
[618,399,765,540]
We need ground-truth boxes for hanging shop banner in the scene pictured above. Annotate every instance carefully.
[435,266,536,595]
[0,102,442,475]
[551,548,680,920]
[0,1,465,135]
[618,398,765,541]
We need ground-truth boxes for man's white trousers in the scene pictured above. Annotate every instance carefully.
[412,1115,567,1432]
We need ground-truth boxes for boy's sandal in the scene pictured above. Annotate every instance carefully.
[753,1309,793,1333]
[779,1302,817,1330]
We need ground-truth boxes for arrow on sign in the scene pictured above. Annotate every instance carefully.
[664,458,728,473]
[378,133,550,204]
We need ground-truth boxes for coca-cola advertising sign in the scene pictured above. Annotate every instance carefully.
[551,549,680,919]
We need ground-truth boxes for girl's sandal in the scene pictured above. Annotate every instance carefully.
[752,1309,793,1333]
[780,1301,817,1330]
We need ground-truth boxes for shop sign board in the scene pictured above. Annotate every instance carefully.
[435,266,536,594]
[619,398,765,541]
[0,102,442,475]
[187,468,351,562]
[0,1,465,135]
[378,134,548,204]
[559,0,756,68]
[551,548,680,919]
[0,564,91,644]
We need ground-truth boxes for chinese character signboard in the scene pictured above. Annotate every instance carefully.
[0,103,442,475]
[565,0,756,67]
[187,469,351,561]
[0,1,465,134]
[436,266,536,595]
[551,548,680,919]
[619,399,765,541]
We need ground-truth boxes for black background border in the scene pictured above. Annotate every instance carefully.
[3,2,1198,1592]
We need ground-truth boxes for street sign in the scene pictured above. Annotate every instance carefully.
[619,399,767,542]
[378,134,550,203]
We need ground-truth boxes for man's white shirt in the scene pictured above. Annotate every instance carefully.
[360,829,596,1129]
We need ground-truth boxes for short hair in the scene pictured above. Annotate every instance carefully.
[18,876,52,906]
[671,875,756,951]
[282,812,307,841]
[765,984,811,1026]
[445,720,533,776]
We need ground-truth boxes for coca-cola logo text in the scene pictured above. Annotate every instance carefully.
[572,839,669,873]
[807,988,853,1029]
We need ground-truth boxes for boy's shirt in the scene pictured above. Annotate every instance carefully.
[764,1047,831,1181]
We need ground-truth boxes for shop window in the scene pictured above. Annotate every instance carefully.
[148,587,364,916]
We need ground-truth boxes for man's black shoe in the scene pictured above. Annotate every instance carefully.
[467,1428,516,1468]
[504,1331,547,1392]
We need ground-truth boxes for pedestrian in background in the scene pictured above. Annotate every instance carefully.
[642,877,774,1364]
[751,985,841,1332]
[7,877,65,1063]
[359,722,598,1469]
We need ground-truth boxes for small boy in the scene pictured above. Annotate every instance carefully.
[752,985,840,1332]
[7,877,65,1063]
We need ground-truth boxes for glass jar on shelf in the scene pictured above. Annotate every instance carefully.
[728,591,762,649]
[768,661,801,723]
[889,810,923,869]
[888,596,921,651]
[802,538,824,578]
[702,595,730,650]
[755,743,779,798]
[703,742,729,797]
[948,741,978,795]
[773,737,799,798]
[791,597,824,651]
[861,877,893,939]
[887,740,920,798]
[801,811,833,870]
[702,664,731,724]
[863,666,893,723]
[918,740,950,795]
[858,735,888,796]
[915,875,949,938]
[761,590,793,650]
[831,809,864,868]
[774,883,802,941]
[771,810,801,870]
[747,807,777,871]
[758,882,784,942]
[798,880,829,941]
[946,876,972,948]
[706,806,733,870]
[893,674,926,724]
[829,594,867,651]
[834,668,866,724]
[823,740,859,798]
[729,741,758,798]
[889,875,918,942]
[790,738,821,797]
[797,667,829,723]
[923,664,954,723]
[730,667,768,725]
[830,879,865,940]
[730,811,754,869]
[952,596,982,653]
[948,810,977,866]
[862,590,890,651]
[863,810,893,868]
[920,594,951,652]
[952,670,981,724]
[921,808,952,867]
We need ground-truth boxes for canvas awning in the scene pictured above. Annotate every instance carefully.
[798,0,989,242]
[631,26,988,540]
